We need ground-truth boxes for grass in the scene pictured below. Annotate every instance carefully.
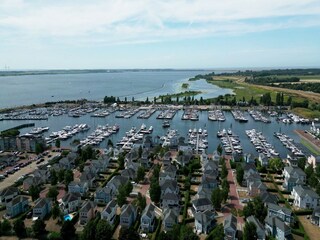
[292,108,320,119]
[300,138,320,156]
[181,83,189,89]
[158,90,201,99]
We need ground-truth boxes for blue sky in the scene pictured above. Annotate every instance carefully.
[0,0,320,69]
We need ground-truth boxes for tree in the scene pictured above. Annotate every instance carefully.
[119,227,140,240]
[125,181,133,195]
[52,204,61,219]
[60,220,76,240]
[150,181,161,203]
[64,170,74,186]
[221,162,228,179]
[1,219,11,235]
[29,185,41,201]
[51,169,58,185]
[48,232,62,240]
[236,164,244,186]
[35,143,45,154]
[32,219,46,238]
[47,186,59,201]
[217,144,223,155]
[297,157,306,170]
[95,219,113,240]
[55,139,61,148]
[269,158,284,172]
[180,225,199,240]
[13,218,26,238]
[221,178,230,202]
[107,139,113,147]
[243,221,257,240]
[253,197,267,223]
[207,224,225,240]
[81,219,96,240]
[211,188,223,210]
[243,201,255,219]
[135,193,146,211]
[136,166,145,183]
[117,185,127,207]
[58,169,65,182]
[138,145,143,158]
[117,153,125,169]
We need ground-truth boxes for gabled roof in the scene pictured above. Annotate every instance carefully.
[103,199,117,214]
[267,203,292,216]
[121,204,136,218]
[293,185,320,199]
[163,209,178,223]
[265,216,291,233]
[163,164,177,174]
[162,192,179,201]
[224,214,237,231]
[80,201,96,213]
[34,198,51,209]
[160,179,178,191]
[7,195,28,207]
[95,186,112,195]
[142,203,155,219]
[61,192,81,203]
[194,209,215,224]
[246,215,264,233]
[192,197,212,208]
[107,175,128,189]
[260,191,278,204]
[284,166,306,177]
[0,187,18,197]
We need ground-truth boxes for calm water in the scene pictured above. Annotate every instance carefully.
[0,70,233,108]
[0,110,310,159]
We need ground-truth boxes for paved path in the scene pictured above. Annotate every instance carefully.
[222,156,244,225]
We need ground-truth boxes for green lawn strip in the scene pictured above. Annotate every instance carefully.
[300,138,320,155]
[292,108,320,120]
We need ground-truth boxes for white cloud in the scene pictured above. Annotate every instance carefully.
[0,0,320,45]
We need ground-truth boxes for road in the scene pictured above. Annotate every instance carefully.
[0,152,60,191]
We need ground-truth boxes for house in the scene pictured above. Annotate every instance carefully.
[201,175,218,190]
[59,192,81,214]
[232,152,243,162]
[79,201,97,225]
[283,166,306,191]
[162,151,172,166]
[194,209,216,234]
[159,165,177,185]
[311,207,320,227]
[192,197,213,213]
[307,155,320,169]
[0,187,19,205]
[120,204,137,228]
[163,209,178,231]
[106,175,129,196]
[177,153,192,167]
[260,191,278,205]
[224,214,237,240]
[79,171,96,188]
[267,203,294,224]
[244,153,255,163]
[121,168,136,180]
[59,157,75,170]
[101,199,118,225]
[212,151,221,162]
[265,216,291,240]
[33,198,52,220]
[33,169,51,183]
[160,179,179,196]
[23,176,43,191]
[161,192,180,210]
[94,187,113,204]
[248,180,267,197]
[139,150,150,168]
[6,195,29,218]
[141,203,156,233]
[203,161,219,175]
[246,216,266,240]
[197,184,213,199]
[292,185,320,209]
[258,153,268,167]
[68,181,89,196]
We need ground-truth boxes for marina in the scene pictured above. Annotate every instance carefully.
[231,110,248,122]
[274,132,305,157]
[156,109,177,119]
[248,110,271,123]
[208,109,226,121]
[181,108,199,121]
[217,129,243,155]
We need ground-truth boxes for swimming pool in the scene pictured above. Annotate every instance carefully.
[64,214,73,221]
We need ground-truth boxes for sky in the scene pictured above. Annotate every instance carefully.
[0,0,320,69]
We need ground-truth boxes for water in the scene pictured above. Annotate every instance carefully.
[0,110,310,159]
[0,70,233,109]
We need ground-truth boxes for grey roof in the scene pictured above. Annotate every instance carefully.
[9,195,28,206]
[0,187,18,197]
[121,168,136,179]
[80,201,96,213]
[267,203,292,216]
[260,191,278,204]
[121,204,136,218]
[62,192,81,203]
[293,185,320,199]
[265,216,291,233]
[34,198,51,209]
[103,199,117,214]
[284,166,306,177]
[162,192,179,201]
[163,164,177,174]
[161,179,178,191]
[192,197,212,208]
[96,186,112,195]
[246,215,265,232]
[142,203,155,219]
[194,209,215,224]
[163,209,178,223]
[107,175,128,189]
[224,214,237,231]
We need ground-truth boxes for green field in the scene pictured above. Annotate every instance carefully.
[292,107,320,119]
[300,138,320,156]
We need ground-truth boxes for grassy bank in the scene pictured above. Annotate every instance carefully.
[300,138,320,156]
[292,107,320,119]
[158,90,201,99]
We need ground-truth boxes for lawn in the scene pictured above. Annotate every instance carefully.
[300,138,320,155]
[292,108,320,120]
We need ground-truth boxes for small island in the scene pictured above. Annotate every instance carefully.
[181,83,189,88]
